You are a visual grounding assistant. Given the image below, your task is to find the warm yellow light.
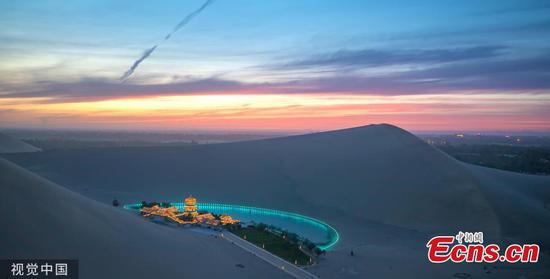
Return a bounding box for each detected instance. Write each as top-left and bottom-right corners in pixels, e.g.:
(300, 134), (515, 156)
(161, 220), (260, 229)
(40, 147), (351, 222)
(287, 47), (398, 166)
(1, 92), (550, 131)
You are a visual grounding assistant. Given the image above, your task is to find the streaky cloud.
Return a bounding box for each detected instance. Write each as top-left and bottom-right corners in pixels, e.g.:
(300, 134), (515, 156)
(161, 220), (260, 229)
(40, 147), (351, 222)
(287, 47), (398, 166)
(165, 0), (215, 40)
(120, 45), (158, 82)
(275, 46), (505, 70)
(4, 52), (550, 103)
(120, 0), (215, 82)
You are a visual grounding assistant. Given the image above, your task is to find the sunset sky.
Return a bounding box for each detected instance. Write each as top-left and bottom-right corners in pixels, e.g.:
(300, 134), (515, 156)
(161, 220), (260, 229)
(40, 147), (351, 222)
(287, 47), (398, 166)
(1, 0), (549, 133)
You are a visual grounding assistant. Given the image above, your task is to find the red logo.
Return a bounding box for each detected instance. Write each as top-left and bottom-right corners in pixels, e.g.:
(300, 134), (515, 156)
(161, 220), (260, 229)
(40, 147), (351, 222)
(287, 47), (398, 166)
(427, 232), (539, 263)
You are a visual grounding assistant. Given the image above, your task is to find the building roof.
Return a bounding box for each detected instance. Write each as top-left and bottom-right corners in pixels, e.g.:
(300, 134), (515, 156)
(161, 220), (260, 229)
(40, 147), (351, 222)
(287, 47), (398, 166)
(184, 195), (197, 205)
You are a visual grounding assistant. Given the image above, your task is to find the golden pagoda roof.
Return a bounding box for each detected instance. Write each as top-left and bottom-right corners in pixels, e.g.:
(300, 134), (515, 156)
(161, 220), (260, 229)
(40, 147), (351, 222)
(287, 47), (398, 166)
(184, 195), (197, 205)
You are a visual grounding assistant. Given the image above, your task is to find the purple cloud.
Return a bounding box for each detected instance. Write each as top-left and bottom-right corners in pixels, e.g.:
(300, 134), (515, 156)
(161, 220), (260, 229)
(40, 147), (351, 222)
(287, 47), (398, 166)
(1, 51), (549, 103)
(274, 46), (506, 69)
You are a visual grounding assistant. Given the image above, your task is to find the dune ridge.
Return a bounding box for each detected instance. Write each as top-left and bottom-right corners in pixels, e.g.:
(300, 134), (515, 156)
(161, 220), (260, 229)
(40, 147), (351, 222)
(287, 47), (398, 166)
(0, 132), (40, 153)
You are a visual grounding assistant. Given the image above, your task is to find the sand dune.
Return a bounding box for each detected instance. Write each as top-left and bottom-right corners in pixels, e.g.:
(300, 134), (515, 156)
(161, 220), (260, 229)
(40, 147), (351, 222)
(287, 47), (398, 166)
(3, 124), (549, 278)
(0, 158), (290, 279)
(0, 132), (40, 153)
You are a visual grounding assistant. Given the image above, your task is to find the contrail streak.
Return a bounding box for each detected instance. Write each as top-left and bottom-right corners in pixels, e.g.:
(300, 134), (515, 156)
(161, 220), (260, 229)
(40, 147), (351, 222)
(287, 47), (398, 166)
(120, 45), (158, 81)
(120, 0), (215, 82)
(165, 0), (215, 40)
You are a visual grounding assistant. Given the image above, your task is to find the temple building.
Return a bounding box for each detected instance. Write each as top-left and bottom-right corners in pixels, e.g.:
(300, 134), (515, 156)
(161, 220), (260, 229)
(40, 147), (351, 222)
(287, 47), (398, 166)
(183, 195), (198, 217)
(140, 195), (239, 226)
(219, 214), (238, 225)
(196, 213), (219, 226)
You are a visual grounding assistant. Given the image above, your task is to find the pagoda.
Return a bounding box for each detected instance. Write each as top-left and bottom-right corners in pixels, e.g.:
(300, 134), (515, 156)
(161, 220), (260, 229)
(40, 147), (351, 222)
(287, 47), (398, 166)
(183, 195), (198, 217)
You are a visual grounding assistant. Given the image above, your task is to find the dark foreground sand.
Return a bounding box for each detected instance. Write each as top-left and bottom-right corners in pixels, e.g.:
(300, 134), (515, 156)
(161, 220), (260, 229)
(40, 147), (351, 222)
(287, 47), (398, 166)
(0, 158), (291, 279)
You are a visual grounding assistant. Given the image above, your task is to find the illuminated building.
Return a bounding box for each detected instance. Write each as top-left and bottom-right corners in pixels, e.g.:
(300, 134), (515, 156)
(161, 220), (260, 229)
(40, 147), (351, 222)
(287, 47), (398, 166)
(139, 195), (239, 227)
(184, 195), (198, 217)
(141, 205), (195, 224)
(196, 213), (219, 226)
(219, 214), (239, 225)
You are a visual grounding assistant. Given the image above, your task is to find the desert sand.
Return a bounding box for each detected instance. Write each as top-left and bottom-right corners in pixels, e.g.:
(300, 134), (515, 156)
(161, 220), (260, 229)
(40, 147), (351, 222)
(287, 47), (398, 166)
(2, 124), (549, 278)
(0, 158), (291, 278)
